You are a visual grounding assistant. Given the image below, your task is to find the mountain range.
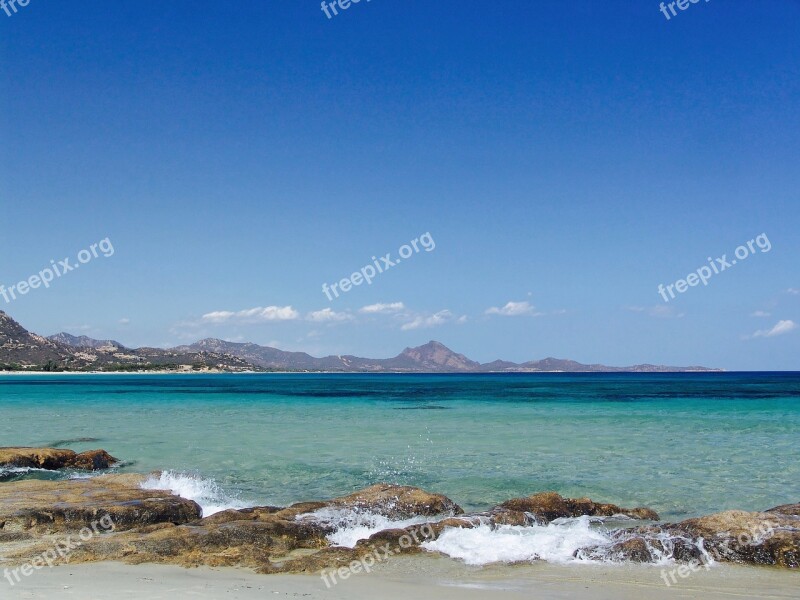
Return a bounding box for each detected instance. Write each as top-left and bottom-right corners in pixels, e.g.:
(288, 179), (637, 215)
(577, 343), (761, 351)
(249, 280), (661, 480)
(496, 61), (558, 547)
(0, 310), (719, 373)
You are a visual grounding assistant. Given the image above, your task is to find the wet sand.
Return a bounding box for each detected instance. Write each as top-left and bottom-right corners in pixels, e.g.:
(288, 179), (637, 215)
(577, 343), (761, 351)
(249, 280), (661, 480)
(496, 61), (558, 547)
(2, 557), (798, 600)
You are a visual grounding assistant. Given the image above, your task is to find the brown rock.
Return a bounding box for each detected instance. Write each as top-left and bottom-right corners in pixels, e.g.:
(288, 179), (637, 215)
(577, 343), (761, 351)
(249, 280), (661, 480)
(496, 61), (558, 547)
(498, 492), (659, 523)
(602, 537), (654, 563)
(0, 447), (118, 470)
(356, 522), (439, 552)
(199, 506), (282, 526)
(68, 450), (118, 470)
(6, 474), (795, 575)
(0, 447), (76, 469)
(767, 503), (800, 517)
(62, 505), (334, 571)
(670, 510), (799, 568)
(486, 508), (538, 526)
(0, 474), (201, 534)
(427, 516), (476, 536)
(328, 484), (463, 519)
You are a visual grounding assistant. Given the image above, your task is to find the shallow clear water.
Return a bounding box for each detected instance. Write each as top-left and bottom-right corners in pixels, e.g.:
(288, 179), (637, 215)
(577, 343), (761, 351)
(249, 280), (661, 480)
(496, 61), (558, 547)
(1, 373), (798, 522)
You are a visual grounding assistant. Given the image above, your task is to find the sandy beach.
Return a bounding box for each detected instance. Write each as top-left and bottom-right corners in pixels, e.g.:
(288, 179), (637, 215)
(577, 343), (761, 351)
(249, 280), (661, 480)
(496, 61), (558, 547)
(3, 558), (798, 600)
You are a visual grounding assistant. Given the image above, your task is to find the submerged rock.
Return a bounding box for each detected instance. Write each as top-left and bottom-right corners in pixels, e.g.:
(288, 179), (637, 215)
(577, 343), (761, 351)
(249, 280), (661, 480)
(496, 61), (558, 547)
(497, 491), (659, 523)
(767, 503), (800, 517)
(669, 510), (800, 568)
(599, 537), (654, 563)
(577, 528), (704, 564)
(0, 447), (118, 470)
(591, 508), (800, 568)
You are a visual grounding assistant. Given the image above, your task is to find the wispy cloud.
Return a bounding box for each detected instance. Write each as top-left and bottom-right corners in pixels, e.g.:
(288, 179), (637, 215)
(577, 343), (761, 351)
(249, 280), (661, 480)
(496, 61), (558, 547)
(788, 288), (800, 296)
(750, 310), (771, 318)
(359, 302), (406, 314)
(62, 324), (93, 332)
(201, 306), (300, 324)
(306, 308), (353, 322)
(401, 309), (466, 331)
(118, 317), (131, 325)
(747, 319), (797, 339)
(626, 305), (685, 319)
(485, 301), (542, 317)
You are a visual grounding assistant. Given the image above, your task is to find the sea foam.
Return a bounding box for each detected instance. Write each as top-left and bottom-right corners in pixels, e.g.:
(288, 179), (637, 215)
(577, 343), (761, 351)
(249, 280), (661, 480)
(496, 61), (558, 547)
(303, 507), (449, 548)
(140, 471), (248, 517)
(422, 517), (610, 565)
(422, 517), (700, 566)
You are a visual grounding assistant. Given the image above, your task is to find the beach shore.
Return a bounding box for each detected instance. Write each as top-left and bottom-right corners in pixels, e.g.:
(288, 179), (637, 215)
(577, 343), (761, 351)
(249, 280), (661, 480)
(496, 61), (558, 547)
(3, 558), (798, 600)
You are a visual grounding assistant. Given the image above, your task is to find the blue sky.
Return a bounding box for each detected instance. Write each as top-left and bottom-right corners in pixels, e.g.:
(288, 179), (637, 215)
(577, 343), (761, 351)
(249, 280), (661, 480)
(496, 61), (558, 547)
(1, 0), (798, 370)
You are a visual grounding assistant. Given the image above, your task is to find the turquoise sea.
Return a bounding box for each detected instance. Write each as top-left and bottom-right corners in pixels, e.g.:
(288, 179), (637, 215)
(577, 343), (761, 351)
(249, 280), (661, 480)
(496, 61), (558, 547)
(1, 372), (798, 524)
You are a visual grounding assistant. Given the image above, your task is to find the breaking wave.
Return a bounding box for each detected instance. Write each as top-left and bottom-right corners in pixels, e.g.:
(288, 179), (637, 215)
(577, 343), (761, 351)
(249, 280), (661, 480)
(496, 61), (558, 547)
(140, 471), (249, 517)
(422, 517), (708, 566)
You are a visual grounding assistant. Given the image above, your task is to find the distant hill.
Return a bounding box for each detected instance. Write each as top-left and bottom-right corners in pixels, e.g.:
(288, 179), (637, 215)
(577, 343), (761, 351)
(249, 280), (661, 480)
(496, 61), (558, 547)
(175, 339), (483, 372)
(49, 333), (126, 351)
(0, 311), (80, 370)
(0, 311), (720, 373)
(177, 338), (718, 373)
(0, 312), (253, 372)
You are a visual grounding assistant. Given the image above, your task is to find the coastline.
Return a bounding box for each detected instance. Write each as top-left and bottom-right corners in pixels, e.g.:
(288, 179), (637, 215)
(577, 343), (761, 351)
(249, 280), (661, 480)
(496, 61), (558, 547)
(3, 559), (798, 600)
(0, 369), (738, 375)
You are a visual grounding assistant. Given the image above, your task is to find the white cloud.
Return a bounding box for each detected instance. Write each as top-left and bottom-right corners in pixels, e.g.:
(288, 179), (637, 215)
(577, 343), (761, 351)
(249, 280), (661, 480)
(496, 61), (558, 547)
(119, 317), (131, 325)
(788, 288), (800, 295)
(750, 310), (771, 318)
(201, 306), (300, 324)
(401, 309), (464, 331)
(359, 302), (406, 314)
(485, 301), (542, 317)
(401, 311), (449, 331)
(306, 308), (353, 322)
(749, 320), (797, 339)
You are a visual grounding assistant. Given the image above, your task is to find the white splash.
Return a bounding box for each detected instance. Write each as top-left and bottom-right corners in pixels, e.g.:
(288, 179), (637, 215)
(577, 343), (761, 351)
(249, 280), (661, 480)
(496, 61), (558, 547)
(422, 517), (616, 566)
(140, 471), (248, 517)
(303, 507), (449, 548)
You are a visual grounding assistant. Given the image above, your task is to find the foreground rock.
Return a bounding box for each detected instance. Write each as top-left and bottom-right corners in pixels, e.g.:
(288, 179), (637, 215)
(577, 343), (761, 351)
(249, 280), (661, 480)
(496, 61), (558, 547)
(0, 480), (461, 573)
(496, 491), (659, 524)
(1, 476), (797, 573)
(0, 447), (117, 470)
(0, 474), (201, 534)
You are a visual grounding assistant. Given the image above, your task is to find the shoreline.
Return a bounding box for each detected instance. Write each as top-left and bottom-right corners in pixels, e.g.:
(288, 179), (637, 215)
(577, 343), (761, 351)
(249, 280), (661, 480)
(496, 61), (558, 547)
(2, 559), (798, 599)
(1, 469), (797, 580)
(0, 369), (755, 376)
